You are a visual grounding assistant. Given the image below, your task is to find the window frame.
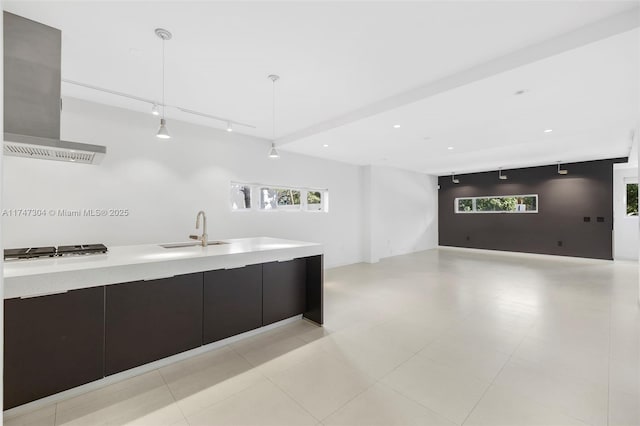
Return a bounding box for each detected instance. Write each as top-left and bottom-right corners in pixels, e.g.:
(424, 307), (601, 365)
(230, 181), (329, 213)
(454, 194), (539, 214)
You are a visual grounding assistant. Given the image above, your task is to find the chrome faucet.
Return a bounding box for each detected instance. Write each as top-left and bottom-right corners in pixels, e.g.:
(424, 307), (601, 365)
(189, 211), (208, 247)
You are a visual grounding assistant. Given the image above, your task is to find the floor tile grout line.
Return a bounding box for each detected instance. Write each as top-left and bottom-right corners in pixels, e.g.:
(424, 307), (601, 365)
(459, 324), (531, 425)
(230, 343), (323, 423)
(157, 367), (190, 425)
(166, 344), (271, 422)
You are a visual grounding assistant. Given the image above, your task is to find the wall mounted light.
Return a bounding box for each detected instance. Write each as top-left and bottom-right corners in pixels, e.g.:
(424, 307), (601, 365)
(267, 74), (281, 158)
(557, 162), (568, 175)
(451, 172), (460, 184)
(155, 28), (172, 139)
(499, 168), (508, 180)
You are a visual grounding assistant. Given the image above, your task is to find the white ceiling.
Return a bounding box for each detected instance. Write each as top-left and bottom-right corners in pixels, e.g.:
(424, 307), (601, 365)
(4, 1), (640, 174)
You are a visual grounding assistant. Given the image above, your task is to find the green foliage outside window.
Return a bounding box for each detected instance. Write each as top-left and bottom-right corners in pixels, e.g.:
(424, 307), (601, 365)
(627, 183), (638, 216)
(307, 191), (322, 204)
(276, 189), (300, 206)
(457, 195), (537, 213)
(458, 199), (473, 211)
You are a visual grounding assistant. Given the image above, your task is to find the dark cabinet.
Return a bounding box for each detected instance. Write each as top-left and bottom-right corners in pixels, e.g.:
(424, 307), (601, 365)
(203, 265), (263, 344)
(4, 287), (105, 409)
(262, 259), (307, 325)
(105, 273), (203, 375)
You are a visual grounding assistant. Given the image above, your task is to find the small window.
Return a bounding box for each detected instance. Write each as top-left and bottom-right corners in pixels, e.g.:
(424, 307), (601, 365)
(260, 187), (301, 210)
(626, 183), (638, 216)
(306, 191), (323, 211)
(457, 198), (473, 212)
(230, 183), (252, 210)
(455, 194), (538, 213)
(231, 182), (328, 212)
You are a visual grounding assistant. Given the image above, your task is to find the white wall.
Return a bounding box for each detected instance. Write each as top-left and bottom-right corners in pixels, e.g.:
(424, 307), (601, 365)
(2, 98), (440, 270)
(362, 165), (438, 263)
(2, 98), (365, 269)
(613, 164), (639, 260)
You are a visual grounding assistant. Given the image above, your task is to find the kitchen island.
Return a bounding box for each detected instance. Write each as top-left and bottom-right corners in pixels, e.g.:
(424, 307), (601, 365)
(3, 237), (323, 410)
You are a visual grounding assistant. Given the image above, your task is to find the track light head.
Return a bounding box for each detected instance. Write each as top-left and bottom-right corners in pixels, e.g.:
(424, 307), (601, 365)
(557, 162), (568, 175)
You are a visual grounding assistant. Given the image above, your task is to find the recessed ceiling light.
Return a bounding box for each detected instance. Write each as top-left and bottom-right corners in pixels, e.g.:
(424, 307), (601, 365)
(323, 144), (329, 147)
(393, 124), (401, 129)
(544, 129), (553, 133)
(447, 146), (454, 150)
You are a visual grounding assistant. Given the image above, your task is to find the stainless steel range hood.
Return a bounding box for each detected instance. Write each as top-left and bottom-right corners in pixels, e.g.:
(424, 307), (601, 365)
(3, 12), (106, 164)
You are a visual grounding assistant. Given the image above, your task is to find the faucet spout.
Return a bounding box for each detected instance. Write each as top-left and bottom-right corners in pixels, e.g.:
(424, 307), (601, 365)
(193, 211), (208, 247)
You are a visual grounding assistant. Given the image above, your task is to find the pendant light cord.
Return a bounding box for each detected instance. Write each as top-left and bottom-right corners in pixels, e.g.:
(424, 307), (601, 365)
(162, 38), (166, 119)
(272, 78), (276, 141)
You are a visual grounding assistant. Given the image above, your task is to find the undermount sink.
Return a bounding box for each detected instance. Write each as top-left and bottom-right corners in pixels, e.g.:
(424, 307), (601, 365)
(160, 241), (228, 249)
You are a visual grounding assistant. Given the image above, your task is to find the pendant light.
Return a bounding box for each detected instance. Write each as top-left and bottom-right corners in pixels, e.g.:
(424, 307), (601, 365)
(267, 74), (280, 158)
(155, 28), (172, 139)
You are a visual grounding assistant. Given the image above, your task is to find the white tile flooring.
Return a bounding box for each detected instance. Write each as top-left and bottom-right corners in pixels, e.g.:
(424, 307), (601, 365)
(4, 248), (640, 426)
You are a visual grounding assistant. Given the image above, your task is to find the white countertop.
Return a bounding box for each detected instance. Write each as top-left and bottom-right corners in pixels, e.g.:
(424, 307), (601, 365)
(3, 237), (323, 299)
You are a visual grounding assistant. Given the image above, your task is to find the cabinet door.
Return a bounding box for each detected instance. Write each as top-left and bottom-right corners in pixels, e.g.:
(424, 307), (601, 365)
(105, 273), (203, 375)
(203, 265), (262, 344)
(4, 287), (105, 409)
(262, 259), (306, 325)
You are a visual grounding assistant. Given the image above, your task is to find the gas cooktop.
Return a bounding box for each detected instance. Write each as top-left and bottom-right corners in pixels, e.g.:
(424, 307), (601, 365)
(4, 244), (108, 260)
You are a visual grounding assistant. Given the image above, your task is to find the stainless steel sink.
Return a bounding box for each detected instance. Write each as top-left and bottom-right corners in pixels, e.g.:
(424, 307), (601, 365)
(160, 241), (228, 249)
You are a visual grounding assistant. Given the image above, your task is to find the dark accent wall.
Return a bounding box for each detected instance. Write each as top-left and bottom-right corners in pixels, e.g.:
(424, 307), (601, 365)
(438, 158), (626, 260)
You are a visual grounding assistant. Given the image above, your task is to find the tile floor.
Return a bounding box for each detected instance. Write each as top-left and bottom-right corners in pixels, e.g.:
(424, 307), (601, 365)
(4, 248), (640, 426)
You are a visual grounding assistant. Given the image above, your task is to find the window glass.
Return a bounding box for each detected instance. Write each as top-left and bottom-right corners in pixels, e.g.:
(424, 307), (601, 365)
(455, 195), (538, 213)
(306, 191), (323, 211)
(260, 188), (301, 210)
(457, 198), (473, 212)
(230, 183), (251, 210)
(627, 183), (638, 216)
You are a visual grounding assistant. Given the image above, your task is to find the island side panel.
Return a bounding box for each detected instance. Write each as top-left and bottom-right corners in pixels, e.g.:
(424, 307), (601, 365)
(304, 255), (323, 325)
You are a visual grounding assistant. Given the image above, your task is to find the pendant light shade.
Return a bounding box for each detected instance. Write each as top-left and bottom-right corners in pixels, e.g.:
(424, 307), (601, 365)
(155, 28), (172, 139)
(157, 118), (171, 139)
(268, 142), (280, 159)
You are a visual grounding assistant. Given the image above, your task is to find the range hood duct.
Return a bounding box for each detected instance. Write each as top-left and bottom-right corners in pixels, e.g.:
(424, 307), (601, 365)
(3, 12), (106, 164)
